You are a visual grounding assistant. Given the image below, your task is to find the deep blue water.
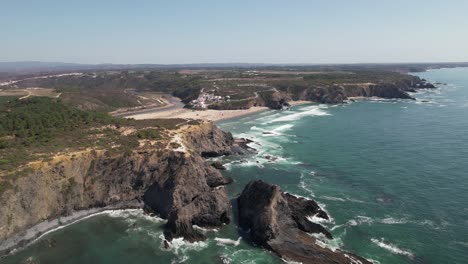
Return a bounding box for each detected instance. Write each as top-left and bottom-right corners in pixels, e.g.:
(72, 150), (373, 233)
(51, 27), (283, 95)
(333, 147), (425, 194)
(2, 68), (467, 264)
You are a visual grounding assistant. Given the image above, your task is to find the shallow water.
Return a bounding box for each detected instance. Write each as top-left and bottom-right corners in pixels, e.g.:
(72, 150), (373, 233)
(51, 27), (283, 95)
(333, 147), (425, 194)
(2, 68), (468, 264)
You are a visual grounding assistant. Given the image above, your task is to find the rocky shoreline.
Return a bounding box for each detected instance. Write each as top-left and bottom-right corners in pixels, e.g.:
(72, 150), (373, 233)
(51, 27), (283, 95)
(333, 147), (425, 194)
(0, 120), (375, 262)
(262, 77), (436, 109)
(0, 122), (245, 255)
(238, 180), (372, 264)
(0, 200), (143, 257)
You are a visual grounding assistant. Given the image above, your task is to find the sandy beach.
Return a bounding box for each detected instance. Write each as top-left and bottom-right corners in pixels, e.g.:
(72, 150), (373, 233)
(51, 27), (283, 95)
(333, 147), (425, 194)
(124, 100), (311, 121)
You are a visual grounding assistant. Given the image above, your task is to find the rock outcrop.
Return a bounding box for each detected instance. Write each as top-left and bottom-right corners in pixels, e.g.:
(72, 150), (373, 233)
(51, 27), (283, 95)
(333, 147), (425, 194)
(0, 121), (241, 254)
(237, 180), (371, 264)
(263, 76), (435, 106)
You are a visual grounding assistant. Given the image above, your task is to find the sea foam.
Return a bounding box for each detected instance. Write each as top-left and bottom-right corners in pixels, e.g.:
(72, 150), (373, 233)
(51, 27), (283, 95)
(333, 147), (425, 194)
(371, 238), (414, 258)
(264, 105), (330, 124)
(214, 237), (242, 247)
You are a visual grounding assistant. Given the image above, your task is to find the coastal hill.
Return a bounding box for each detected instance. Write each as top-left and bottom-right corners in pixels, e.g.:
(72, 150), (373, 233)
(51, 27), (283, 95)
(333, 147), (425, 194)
(0, 97), (374, 263)
(0, 97), (243, 253)
(0, 64), (440, 262)
(1, 65), (437, 113)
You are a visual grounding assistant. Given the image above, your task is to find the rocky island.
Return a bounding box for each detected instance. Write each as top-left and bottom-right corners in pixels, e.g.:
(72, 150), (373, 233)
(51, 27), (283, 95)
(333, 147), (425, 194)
(238, 180), (372, 264)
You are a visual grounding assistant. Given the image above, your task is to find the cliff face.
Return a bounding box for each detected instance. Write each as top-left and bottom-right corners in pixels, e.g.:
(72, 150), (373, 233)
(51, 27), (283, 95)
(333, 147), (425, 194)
(0, 121), (239, 253)
(238, 180), (372, 264)
(273, 76), (435, 105)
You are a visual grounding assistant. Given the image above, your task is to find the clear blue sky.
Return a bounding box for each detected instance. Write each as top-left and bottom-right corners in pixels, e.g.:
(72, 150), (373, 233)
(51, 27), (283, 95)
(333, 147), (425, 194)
(2, 0), (468, 64)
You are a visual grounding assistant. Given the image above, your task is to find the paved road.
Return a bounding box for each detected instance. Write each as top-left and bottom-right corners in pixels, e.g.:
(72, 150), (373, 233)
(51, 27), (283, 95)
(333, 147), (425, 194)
(113, 96), (185, 118)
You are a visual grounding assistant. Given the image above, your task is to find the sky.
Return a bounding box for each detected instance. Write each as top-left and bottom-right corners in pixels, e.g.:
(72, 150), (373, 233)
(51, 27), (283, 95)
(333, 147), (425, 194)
(2, 0), (468, 64)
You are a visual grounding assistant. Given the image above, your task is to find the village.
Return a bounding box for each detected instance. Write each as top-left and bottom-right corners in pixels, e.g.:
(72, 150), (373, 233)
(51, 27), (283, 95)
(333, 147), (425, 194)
(189, 88), (230, 109)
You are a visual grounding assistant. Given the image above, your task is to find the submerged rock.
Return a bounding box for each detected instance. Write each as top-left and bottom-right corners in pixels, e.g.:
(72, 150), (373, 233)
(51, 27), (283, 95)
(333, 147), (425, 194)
(211, 161), (227, 170)
(237, 180), (371, 264)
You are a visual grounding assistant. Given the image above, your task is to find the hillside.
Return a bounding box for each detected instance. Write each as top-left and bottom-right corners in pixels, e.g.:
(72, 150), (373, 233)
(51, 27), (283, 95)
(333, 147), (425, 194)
(0, 97), (199, 182)
(0, 97), (371, 263)
(4, 66), (436, 112)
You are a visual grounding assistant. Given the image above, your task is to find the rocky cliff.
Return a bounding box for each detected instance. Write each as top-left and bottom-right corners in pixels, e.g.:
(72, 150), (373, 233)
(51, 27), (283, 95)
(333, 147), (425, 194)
(238, 180), (372, 264)
(269, 76), (435, 105)
(0, 121), (243, 254)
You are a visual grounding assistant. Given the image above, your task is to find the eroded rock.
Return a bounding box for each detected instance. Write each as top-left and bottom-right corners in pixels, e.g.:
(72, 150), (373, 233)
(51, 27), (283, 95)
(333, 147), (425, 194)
(237, 180), (371, 264)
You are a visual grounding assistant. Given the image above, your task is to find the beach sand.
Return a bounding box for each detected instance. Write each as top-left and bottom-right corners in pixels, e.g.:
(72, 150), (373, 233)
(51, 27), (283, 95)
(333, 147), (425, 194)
(124, 100), (310, 121)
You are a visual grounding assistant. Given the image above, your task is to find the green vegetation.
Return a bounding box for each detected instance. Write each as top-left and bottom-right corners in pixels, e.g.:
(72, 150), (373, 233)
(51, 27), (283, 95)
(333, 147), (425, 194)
(301, 70), (415, 85)
(0, 96), (20, 112)
(10, 66), (420, 111)
(0, 97), (203, 196)
(0, 97), (117, 146)
(14, 72), (204, 111)
(136, 129), (161, 140)
(0, 97), (194, 172)
(0, 97), (120, 170)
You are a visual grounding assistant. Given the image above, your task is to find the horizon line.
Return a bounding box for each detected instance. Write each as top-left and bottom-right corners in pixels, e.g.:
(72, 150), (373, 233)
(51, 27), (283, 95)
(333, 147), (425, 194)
(2, 61), (468, 66)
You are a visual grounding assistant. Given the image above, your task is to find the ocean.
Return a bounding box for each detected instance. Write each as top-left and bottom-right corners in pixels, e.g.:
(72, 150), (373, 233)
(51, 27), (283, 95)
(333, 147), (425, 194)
(2, 67), (468, 264)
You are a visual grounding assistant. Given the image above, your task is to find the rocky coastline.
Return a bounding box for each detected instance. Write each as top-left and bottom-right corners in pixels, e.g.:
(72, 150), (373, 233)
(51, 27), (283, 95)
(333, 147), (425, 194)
(263, 77), (436, 108)
(238, 180), (372, 264)
(0, 122), (247, 256)
(0, 121), (373, 262)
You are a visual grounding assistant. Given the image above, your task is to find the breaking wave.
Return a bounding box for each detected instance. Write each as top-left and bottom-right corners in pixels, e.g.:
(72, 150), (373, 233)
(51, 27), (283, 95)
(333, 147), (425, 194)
(371, 238), (414, 258)
(214, 237), (242, 247)
(264, 105), (330, 123)
(298, 172), (316, 197)
(159, 234), (209, 264)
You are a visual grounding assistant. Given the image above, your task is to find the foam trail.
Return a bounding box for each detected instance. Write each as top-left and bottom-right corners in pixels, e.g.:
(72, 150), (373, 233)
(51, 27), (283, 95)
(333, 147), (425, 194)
(161, 234), (209, 264)
(273, 124), (295, 132)
(307, 214), (330, 224)
(371, 238), (414, 258)
(298, 172), (315, 197)
(321, 196), (346, 202)
(265, 105), (330, 123)
(379, 217), (408, 225)
(214, 237), (242, 247)
(34, 209), (159, 242)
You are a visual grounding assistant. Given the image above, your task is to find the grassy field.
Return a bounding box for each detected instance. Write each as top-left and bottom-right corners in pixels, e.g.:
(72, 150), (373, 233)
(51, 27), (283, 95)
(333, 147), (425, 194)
(0, 88), (60, 99)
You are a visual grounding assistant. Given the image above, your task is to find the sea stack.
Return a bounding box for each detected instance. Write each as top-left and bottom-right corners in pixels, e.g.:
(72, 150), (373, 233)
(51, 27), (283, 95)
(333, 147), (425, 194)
(237, 180), (372, 264)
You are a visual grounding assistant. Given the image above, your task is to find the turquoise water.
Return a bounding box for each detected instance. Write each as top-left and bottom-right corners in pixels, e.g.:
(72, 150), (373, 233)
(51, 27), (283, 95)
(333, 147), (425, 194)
(2, 68), (468, 263)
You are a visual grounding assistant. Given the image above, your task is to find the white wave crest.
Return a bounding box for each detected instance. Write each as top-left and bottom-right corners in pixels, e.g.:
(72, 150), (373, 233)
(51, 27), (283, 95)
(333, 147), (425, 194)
(321, 196), (346, 202)
(330, 224), (344, 231)
(379, 217), (408, 225)
(356, 215), (373, 224)
(346, 216), (373, 226)
(307, 214), (330, 224)
(298, 173), (315, 197)
(106, 209), (165, 223)
(265, 105), (330, 123)
(344, 253), (366, 264)
(193, 225), (218, 233)
(214, 237), (242, 247)
(273, 124), (295, 131)
(371, 238), (414, 258)
(281, 258), (302, 264)
(161, 234), (209, 263)
(311, 232), (342, 252)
